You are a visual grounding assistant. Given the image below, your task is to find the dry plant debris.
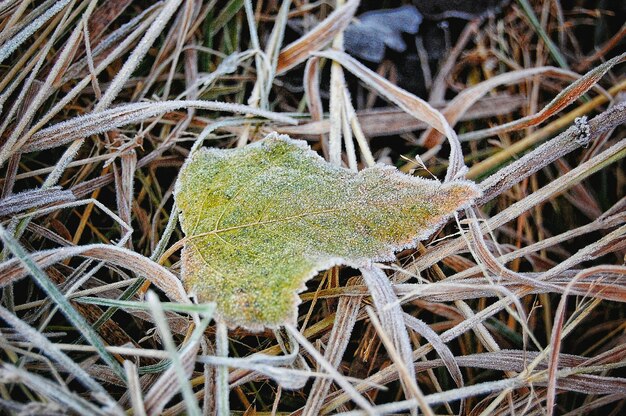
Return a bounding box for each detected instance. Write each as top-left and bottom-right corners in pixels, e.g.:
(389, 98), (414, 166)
(0, 0), (625, 415)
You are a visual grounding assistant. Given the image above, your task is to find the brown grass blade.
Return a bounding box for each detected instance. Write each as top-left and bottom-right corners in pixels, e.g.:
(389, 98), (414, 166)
(472, 100), (626, 191)
(546, 280), (572, 415)
(276, 0), (358, 74)
(460, 51), (626, 142)
(316, 50), (465, 181)
(276, 95), (525, 138)
(304, 56), (324, 123)
(114, 150), (136, 249)
(303, 56), (328, 158)
(420, 66), (591, 148)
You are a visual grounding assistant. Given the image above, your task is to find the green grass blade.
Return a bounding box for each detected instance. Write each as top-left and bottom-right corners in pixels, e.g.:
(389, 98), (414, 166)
(146, 291), (202, 416)
(0, 225), (126, 382)
(516, 0), (569, 69)
(77, 296), (215, 315)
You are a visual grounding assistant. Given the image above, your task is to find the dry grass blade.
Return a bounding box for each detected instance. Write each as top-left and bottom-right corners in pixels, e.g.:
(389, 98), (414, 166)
(327, 346), (626, 413)
(338, 369), (622, 415)
(123, 360), (146, 416)
(0, 0), (72, 65)
(300, 278), (363, 416)
(286, 324), (376, 414)
(545, 266), (606, 416)
(303, 55), (327, 158)
(21, 100), (296, 154)
(245, 0), (291, 110)
(464, 208), (558, 292)
(361, 266), (423, 412)
(0, 364), (113, 416)
(278, 96), (525, 139)
(410, 136), (626, 279)
(0, 303), (115, 406)
(316, 50), (466, 181)
(324, 262), (606, 412)
(276, 0), (358, 74)
(403, 313), (464, 389)
(365, 306), (434, 416)
(460, 51), (626, 141)
(476, 101), (626, 201)
(215, 322), (229, 416)
(263, 0), (291, 78)
(420, 66), (595, 148)
(446, 208), (624, 281)
(0, 187), (75, 217)
(561, 394), (626, 416)
(315, 51), (455, 139)
(0, 244), (189, 303)
(304, 57), (324, 124)
(328, 54), (346, 166)
(542, 225), (626, 283)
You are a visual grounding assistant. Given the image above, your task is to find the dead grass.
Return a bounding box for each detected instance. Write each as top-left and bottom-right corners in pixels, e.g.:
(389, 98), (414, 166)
(0, 0), (625, 415)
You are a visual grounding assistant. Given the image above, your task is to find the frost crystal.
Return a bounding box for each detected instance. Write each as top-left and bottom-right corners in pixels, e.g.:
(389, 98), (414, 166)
(175, 133), (480, 330)
(574, 116), (591, 147)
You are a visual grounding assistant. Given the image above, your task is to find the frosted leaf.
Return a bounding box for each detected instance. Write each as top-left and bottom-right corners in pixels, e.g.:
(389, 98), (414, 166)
(175, 133), (479, 330)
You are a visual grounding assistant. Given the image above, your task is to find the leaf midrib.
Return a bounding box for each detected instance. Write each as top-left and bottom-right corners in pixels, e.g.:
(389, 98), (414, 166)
(187, 206), (344, 242)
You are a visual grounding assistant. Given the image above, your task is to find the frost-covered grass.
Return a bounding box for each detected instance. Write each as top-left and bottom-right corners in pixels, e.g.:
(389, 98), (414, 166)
(0, 1), (625, 415)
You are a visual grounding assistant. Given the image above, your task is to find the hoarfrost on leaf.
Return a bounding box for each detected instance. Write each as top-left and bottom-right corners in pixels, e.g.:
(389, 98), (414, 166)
(174, 133), (479, 330)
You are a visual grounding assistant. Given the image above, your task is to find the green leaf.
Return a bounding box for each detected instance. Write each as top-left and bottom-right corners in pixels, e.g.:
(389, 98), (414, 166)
(175, 134), (479, 330)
